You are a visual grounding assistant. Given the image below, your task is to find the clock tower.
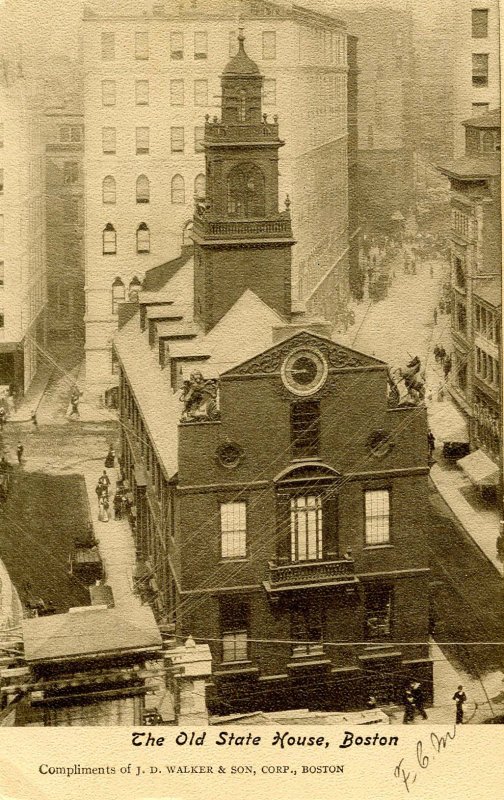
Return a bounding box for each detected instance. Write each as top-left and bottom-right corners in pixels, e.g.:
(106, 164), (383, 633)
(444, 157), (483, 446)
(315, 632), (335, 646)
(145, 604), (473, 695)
(192, 32), (295, 332)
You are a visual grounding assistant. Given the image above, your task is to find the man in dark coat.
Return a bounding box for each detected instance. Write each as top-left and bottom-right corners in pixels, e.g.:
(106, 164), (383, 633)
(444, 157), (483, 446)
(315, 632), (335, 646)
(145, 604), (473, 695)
(453, 685), (466, 724)
(403, 689), (416, 724)
(411, 680), (428, 719)
(16, 442), (24, 465)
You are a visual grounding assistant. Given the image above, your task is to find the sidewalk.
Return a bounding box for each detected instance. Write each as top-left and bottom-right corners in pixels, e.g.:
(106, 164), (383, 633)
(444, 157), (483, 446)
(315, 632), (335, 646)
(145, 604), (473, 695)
(7, 362), (55, 423)
(81, 461), (142, 611)
(385, 640), (504, 724)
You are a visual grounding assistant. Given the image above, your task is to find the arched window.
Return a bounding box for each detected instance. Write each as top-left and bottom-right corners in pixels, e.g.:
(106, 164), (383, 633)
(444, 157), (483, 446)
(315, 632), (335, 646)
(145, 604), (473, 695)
(171, 174), (185, 204)
(112, 277), (125, 313)
(482, 131), (495, 152)
(136, 174), (150, 203)
(102, 176), (116, 204)
(103, 223), (117, 255)
(194, 173), (206, 199)
(129, 276), (142, 301)
(227, 162), (265, 217)
(136, 222), (150, 253)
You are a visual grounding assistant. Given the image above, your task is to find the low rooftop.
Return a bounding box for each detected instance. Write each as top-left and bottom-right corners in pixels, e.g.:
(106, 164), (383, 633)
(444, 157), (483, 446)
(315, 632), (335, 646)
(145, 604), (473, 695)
(22, 605), (162, 663)
(462, 108), (501, 129)
(437, 154), (500, 180)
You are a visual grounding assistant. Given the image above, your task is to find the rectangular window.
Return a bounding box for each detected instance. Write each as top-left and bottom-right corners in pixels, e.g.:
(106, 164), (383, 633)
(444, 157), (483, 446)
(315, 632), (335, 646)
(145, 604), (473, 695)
(70, 126), (82, 142)
(291, 400), (320, 458)
(194, 31), (208, 59)
(472, 9), (489, 38)
(171, 126), (184, 152)
(102, 127), (116, 154)
(101, 31), (115, 60)
(194, 79), (208, 106)
(290, 495), (322, 561)
(135, 79), (149, 106)
(220, 502), (247, 559)
(102, 80), (116, 106)
(136, 127), (149, 154)
(472, 53), (489, 86)
(263, 78), (276, 106)
(170, 32), (184, 60)
(262, 31), (276, 60)
(0, 260), (4, 286)
(194, 126), (205, 153)
(291, 606), (324, 657)
(222, 631), (248, 663)
(221, 600), (249, 663)
(472, 102), (489, 115)
(365, 489), (390, 545)
(0, 314), (4, 329)
(63, 162), (78, 185)
(365, 586), (392, 639)
(170, 79), (184, 106)
(0, 168), (3, 195)
(135, 31), (149, 60)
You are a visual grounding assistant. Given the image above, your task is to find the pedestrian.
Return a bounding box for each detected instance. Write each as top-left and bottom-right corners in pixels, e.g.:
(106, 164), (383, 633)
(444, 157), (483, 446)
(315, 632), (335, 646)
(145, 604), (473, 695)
(69, 397), (80, 419)
(439, 299), (445, 314)
(16, 442), (24, 465)
(113, 491), (123, 520)
(105, 445), (115, 469)
(98, 495), (110, 523)
(98, 470), (111, 489)
(453, 685), (466, 724)
(403, 689), (416, 724)
(0, 407), (6, 429)
(30, 410), (38, 428)
(443, 355), (452, 379)
(427, 430), (435, 460)
(433, 308), (437, 325)
(411, 680), (428, 719)
(433, 344), (440, 362)
(438, 345), (446, 363)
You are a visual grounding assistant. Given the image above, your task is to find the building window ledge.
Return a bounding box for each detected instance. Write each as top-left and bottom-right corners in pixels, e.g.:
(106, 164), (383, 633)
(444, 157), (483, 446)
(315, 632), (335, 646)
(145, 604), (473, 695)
(214, 663), (259, 678)
(363, 544), (394, 551)
(287, 658), (332, 670)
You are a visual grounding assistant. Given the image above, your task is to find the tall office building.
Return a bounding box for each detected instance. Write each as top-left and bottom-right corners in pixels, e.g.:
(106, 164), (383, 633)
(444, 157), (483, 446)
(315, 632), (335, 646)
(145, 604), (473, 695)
(82, 0), (350, 394)
(0, 54), (47, 398)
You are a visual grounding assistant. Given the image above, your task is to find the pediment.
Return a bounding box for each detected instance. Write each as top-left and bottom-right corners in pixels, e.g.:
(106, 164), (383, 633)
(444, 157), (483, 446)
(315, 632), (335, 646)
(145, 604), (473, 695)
(222, 330), (386, 379)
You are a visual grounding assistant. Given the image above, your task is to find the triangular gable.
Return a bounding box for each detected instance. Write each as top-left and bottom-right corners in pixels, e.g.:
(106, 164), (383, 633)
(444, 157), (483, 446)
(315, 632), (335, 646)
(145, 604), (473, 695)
(222, 329), (387, 379)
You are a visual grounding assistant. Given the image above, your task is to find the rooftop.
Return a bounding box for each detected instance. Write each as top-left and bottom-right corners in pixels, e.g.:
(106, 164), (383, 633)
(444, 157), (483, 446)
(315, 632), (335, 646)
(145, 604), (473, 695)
(223, 32), (261, 76)
(437, 155), (500, 180)
(22, 605), (162, 663)
(473, 276), (502, 308)
(462, 108), (501, 129)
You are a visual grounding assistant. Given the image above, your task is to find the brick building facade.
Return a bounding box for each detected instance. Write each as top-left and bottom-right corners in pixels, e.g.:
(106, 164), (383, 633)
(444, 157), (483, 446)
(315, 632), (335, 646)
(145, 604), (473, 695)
(115, 39), (432, 714)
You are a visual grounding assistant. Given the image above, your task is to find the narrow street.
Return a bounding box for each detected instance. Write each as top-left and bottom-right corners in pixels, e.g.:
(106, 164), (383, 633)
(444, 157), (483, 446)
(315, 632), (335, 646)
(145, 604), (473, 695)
(343, 250), (504, 698)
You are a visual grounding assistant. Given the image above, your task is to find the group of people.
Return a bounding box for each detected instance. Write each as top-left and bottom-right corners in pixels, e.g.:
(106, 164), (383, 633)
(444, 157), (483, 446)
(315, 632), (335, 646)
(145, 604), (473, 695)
(433, 344), (452, 380)
(402, 681), (467, 724)
(95, 445), (134, 524)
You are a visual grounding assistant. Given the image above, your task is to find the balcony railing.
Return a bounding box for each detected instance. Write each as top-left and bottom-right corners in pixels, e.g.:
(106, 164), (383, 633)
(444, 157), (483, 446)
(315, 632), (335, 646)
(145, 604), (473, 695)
(205, 121), (279, 142)
(193, 216), (292, 240)
(264, 557), (358, 593)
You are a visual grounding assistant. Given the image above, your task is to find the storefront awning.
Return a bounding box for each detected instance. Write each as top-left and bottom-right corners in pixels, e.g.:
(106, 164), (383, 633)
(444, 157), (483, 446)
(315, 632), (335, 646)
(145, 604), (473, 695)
(428, 401), (469, 443)
(457, 449), (499, 487)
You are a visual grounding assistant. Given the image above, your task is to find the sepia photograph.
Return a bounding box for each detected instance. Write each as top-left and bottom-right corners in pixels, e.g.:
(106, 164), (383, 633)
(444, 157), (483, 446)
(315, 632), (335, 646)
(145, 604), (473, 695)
(0, 0), (503, 777)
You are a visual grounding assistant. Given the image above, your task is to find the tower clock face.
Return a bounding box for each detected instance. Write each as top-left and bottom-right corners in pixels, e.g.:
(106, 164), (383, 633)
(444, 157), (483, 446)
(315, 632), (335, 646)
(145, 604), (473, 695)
(281, 348), (328, 396)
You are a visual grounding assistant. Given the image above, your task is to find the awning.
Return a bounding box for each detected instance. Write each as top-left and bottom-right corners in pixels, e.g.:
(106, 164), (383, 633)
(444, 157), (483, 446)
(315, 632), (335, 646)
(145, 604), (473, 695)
(428, 401), (469, 443)
(457, 449), (499, 487)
